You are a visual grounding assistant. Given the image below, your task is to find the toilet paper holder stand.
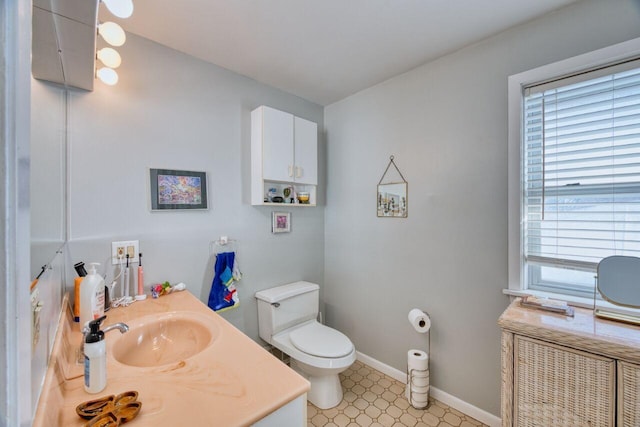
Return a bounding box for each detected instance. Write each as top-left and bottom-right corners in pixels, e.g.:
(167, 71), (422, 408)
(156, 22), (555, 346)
(407, 309), (430, 408)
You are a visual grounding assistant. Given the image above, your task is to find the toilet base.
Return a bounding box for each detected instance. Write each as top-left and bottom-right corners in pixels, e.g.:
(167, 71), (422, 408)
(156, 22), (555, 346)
(290, 359), (344, 409)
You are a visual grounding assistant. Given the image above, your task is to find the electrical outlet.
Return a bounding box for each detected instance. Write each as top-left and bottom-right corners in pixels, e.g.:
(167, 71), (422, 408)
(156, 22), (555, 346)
(111, 240), (139, 265)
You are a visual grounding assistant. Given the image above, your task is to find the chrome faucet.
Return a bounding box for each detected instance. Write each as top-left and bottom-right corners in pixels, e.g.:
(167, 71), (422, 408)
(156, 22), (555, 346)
(102, 322), (129, 334)
(78, 321), (129, 364)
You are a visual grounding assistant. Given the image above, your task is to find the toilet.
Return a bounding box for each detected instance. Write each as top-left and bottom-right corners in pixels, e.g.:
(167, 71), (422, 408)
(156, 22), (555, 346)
(255, 281), (356, 409)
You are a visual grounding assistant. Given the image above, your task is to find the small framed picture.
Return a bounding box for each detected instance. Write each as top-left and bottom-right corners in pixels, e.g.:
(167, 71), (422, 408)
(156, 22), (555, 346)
(150, 168), (208, 210)
(272, 212), (291, 233)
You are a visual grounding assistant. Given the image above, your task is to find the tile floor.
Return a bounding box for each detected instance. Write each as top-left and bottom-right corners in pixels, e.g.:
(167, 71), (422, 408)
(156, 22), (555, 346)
(306, 360), (489, 427)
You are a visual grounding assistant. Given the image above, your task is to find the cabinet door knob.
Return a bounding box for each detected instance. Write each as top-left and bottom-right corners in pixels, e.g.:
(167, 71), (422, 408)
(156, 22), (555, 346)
(288, 165), (293, 177)
(296, 166), (302, 178)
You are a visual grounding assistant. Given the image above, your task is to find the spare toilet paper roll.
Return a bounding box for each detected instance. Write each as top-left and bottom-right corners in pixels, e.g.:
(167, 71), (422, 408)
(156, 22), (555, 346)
(411, 374), (430, 387)
(407, 349), (429, 372)
(406, 388), (429, 408)
(408, 308), (431, 333)
(411, 393), (429, 408)
(406, 383), (429, 399)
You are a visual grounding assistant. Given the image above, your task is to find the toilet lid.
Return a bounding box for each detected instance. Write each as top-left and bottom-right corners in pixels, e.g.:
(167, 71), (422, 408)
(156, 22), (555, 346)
(289, 323), (353, 358)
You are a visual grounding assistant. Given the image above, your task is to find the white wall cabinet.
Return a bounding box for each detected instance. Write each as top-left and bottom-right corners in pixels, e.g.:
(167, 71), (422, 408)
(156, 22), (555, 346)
(499, 300), (640, 427)
(251, 105), (318, 206)
(261, 106), (294, 183)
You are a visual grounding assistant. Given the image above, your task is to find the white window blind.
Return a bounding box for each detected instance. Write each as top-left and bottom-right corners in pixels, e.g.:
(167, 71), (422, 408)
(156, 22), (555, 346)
(523, 60), (640, 294)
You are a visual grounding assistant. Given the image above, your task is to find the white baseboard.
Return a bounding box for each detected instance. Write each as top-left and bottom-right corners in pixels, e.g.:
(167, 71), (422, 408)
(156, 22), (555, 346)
(356, 351), (407, 382)
(356, 351), (501, 427)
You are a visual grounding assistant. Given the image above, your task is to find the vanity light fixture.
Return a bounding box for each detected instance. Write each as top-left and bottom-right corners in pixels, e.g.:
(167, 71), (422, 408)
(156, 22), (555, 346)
(96, 67), (119, 86)
(102, 0), (134, 19)
(98, 21), (126, 47)
(95, 1), (132, 86)
(96, 47), (121, 68)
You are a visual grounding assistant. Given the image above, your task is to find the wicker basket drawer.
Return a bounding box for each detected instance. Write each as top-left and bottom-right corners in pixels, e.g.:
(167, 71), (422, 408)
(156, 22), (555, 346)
(618, 361), (640, 427)
(514, 336), (615, 427)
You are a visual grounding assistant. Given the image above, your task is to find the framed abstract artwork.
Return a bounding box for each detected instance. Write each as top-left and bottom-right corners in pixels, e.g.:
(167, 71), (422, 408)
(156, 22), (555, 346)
(149, 168), (208, 210)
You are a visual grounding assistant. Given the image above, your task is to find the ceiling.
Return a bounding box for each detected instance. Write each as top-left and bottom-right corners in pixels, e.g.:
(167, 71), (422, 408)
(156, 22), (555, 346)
(113, 0), (581, 106)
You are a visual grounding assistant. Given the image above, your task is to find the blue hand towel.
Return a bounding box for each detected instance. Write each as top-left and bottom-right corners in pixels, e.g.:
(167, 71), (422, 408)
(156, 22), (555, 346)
(207, 252), (238, 311)
(220, 266), (233, 286)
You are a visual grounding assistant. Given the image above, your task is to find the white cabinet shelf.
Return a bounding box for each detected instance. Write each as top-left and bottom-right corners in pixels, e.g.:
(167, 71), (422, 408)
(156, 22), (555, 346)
(251, 106), (318, 206)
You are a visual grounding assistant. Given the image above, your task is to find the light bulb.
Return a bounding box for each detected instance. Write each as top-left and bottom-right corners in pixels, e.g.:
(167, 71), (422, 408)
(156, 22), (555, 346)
(96, 67), (119, 86)
(96, 47), (121, 68)
(98, 22), (126, 47)
(102, 0), (133, 19)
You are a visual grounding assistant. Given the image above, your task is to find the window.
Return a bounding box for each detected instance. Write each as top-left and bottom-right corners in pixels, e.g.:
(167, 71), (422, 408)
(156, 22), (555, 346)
(508, 38), (640, 300)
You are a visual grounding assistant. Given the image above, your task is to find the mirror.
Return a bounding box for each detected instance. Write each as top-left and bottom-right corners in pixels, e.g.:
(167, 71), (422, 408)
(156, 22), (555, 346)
(30, 80), (67, 278)
(30, 71), (68, 418)
(597, 256), (640, 308)
(377, 183), (408, 218)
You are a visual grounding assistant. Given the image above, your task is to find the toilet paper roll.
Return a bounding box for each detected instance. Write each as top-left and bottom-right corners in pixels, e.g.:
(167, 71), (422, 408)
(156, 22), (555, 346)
(411, 393), (429, 408)
(411, 384), (430, 394)
(407, 349), (429, 372)
(406, 384), (429, 402)
(411, 370), (429, 378)
(411, 375), (430, 387)
(408, 308), (431, 333)
(411, 389), (429, 400)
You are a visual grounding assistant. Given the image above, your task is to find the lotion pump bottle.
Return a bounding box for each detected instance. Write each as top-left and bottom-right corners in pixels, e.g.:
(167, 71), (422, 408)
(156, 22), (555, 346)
(79, 263), (105, 328)
(84, 315), (107, 393)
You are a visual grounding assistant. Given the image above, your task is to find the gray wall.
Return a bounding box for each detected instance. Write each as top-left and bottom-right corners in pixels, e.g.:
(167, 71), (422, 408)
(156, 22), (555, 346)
(323, 0), (640, 417)
(64, 34), (325, 341)
(3, 0), (32, 425)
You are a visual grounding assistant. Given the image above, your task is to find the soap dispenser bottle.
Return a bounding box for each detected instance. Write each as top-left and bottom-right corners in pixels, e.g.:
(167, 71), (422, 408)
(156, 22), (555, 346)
(79, 262), (105, 328)
(84, 315), (107, 394)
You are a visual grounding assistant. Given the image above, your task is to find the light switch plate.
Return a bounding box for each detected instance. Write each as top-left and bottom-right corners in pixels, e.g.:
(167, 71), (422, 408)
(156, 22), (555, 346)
(111, 240), (139, 265)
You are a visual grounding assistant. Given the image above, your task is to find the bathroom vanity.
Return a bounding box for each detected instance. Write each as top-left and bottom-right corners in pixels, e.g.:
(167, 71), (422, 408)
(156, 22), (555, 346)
(499, 299), (640, 427)
(33, 291), (310, 426)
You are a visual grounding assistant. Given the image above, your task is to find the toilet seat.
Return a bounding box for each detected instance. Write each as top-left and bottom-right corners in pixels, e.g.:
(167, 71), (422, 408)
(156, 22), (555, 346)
(269, 320), (356, 408)
(289, 322), (353, 358)
(271, 321), (356, 371)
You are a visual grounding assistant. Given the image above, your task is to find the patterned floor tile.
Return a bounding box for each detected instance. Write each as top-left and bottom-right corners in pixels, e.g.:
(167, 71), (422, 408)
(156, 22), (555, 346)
(306, 360), (489, 427)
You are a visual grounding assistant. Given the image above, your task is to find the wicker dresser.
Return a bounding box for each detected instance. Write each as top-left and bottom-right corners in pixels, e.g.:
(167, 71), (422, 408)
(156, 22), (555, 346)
(499, 300), (640, 427)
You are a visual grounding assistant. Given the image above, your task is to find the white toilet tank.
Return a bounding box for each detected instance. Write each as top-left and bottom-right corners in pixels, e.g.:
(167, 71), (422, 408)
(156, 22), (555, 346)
(255, 281), (319, 342)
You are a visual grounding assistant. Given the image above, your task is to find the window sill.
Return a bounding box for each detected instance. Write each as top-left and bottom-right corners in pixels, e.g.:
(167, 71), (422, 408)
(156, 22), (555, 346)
(503, 288), (640, 318)
(502, 288), (595, 309)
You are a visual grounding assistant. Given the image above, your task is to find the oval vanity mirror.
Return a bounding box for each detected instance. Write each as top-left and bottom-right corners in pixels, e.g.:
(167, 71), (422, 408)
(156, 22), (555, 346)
(597, 255), (640, 308)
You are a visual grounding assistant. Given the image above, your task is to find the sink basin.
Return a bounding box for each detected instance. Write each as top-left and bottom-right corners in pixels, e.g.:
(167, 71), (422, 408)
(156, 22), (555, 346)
(111, 312), (217, 367)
